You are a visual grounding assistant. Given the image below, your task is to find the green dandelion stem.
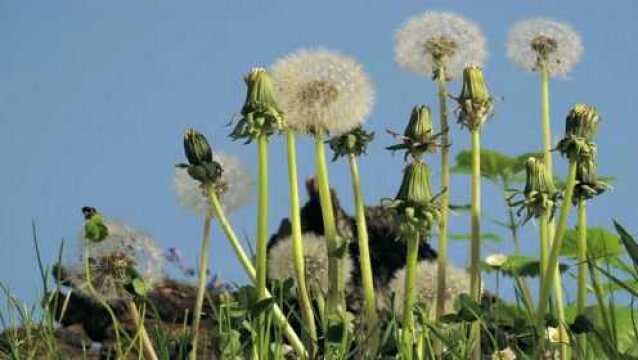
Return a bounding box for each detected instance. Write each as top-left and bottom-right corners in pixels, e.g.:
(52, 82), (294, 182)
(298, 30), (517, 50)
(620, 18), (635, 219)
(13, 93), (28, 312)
(257, 134), (269, 300)
(576, 198), (588, 352)
(206, 190), (308, 359)
(435, 63), (451, 322)
(190, 195), (214, 360)
(402, 232), (420, 358)
(128, 300), (158, 360)
(540, 63), (554, 177)
(347, 152), (379, 350)
(536, 161), (578, 335)
(313, 133), (344, 317)
(83, 247), (123, 358)
(286, 130), (318, 354)
(470, 129), (482, 360)
(539, 213), (550, 294)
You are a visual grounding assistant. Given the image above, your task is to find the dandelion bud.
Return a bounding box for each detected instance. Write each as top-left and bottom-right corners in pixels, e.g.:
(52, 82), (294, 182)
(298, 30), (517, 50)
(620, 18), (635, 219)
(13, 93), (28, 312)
(82, 207), (108, 242)
(328, 126), (375, 161)
(183, 128), (213, 166)
(231, 68), (283, 141)
(524, 157), (555, 197)
(508, 157), (559, 223)
(457, 66), (493, 130)
(573, 152), (609, 203)
(565, 103), (599, 140)
(404, 105), (433, 141)
(395, 161), (433, 204)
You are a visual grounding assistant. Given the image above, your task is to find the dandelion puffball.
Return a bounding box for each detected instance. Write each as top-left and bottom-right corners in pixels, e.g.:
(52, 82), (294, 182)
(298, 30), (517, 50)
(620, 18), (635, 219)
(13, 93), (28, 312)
(270, 48), (375, 136)
(395, 11), (487, 79)
(267, 233), (353, 294)
(174, 152), (252, 215)
(386, 260), (470, 316)
(507, 18), (583, 77)
(70, 220), (164, 301)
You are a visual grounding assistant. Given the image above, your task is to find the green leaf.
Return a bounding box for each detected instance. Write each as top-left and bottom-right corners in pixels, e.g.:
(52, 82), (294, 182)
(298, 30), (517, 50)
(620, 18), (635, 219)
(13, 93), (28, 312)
(131, 278), (149, 296)
(482, 255), (568, 278)
(249, 297), (274, 318)
(452, 149), (514, 183)
(561, 227), (623, 258)
(449, 232), (503, 243)
(614, 220), (638, 268)
(513, 152), (544, 175)
(592, 262), (638, 297)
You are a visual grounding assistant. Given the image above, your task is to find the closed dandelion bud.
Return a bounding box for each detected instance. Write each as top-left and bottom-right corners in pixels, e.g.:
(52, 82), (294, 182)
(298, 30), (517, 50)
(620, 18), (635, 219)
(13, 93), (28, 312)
(231, 68), (284, 142)
(395, 161), (433, 204)
(184, 128), (213, 166)
(328, 126), (375, 161)
(573, 152), (609, 203)
(565, 103), (599, 140)
(457, 66), (493, 131)
(404, 105), (433, 141)
(524, 157), (556, 197)
(82, 206), (108, 242)
(508, 157), (559, 223)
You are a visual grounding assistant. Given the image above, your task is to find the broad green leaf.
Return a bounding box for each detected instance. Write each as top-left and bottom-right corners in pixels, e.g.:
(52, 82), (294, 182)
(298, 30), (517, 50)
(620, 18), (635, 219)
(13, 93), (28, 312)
(249, 297), (275, 318)
(561, 227), (623, 258)
(452, 149), (515, 183)
(449, 232), (503, 243)
(481, 255), (568, 278)
(513, 152), (544, 175)
(614, 220), (638, 268)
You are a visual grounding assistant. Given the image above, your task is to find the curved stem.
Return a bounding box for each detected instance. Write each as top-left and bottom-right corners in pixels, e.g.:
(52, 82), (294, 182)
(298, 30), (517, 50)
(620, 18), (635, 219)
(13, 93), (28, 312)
(470, 129), (482, 360)
(435, 64), (451, 323)
(83, 247), (123, 358)
(536, 162), (578, 342)
(347, 153), (379, 353)
(207, 191), (308, 359)
(128, 300), (158, 360)
(190, 199), (213, 360)
(313, 134), (343, 316)
(576, 198), (588, 354)
(402, 233), (420, 359)
(286, 131), (318, 355)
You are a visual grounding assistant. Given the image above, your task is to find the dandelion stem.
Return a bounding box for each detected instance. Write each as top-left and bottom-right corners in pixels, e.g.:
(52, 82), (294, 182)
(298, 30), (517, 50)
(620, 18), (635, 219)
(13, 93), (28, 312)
(190, 194), (214, 360)
(83, 247), (123, 358)
(402, 232), (420, 359)
(470, 129), (482, 360)
(540, 64), (553, 175)
(207, 190), (308, 359)
(127, 300), (158, 360)
(347, 152), (379, 353)
(286, 130), (318, 355)
(536, 161), (577, 342)
(576, 198), (588, 354)
(539, 213), (550, 295)
(313, 134), (344, 317)
(256, 134), (271, 358)
(435, 64), (450, 323)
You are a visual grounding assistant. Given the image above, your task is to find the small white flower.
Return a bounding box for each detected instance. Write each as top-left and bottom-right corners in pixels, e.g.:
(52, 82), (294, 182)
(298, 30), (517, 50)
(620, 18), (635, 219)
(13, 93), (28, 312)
(485, 253), (508, 268)
(507, 18), (583, 77)
(270, 48), (375, 135)
(395, 11), (487, 79)
(545, 326), (569, 344)
(267, 233), (353, 295)
(492, 347), (517, 360)
(174, 152), (252, 215)
(70, 220), (164, 302)
(387, 261), (470, 316)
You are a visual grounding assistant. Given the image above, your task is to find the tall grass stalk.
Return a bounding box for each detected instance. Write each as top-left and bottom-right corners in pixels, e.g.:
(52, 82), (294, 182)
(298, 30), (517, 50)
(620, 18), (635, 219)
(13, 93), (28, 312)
(347, 152), (379, 351)
(206, 189), (308, 358)
(286, 130), (318, 355)
(127, 300), (158, 360)
(469, 129), (482, 360)
(190, 192), (214, 360)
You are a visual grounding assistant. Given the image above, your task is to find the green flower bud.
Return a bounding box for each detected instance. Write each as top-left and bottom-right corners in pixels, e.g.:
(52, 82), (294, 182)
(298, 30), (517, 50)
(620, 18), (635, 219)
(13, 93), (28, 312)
(82, 206), (108, 242)
(508, 157), (560, 223)
(457, 66), (493, 131)
(328, 126), (375, 161)
(396, 161), (433, 204)
(386, 105), (440, 160)
(231, 68), (284, 142)
(183, 128), (213, 166)
(565, 103), (599, 140)
(524, 157), (556, 197)
(573, 150), (609, 203)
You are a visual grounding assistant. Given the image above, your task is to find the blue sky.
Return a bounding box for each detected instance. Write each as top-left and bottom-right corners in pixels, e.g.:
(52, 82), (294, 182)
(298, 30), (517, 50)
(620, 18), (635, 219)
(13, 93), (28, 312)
(1, 0), (637, 309)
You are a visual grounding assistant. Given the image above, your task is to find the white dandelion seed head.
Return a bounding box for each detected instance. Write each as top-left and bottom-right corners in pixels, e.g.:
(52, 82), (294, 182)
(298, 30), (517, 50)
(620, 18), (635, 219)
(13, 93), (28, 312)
(173, 152), (252, 216)
(386, 261), (470, 317)
(267, 233), (353, 294)
(507, 18), (583, 77)
(69, 220), (165, 302)
(394, 11), (487, 79)
(270, 48), (375, 136)
(492, 347), (517, 360)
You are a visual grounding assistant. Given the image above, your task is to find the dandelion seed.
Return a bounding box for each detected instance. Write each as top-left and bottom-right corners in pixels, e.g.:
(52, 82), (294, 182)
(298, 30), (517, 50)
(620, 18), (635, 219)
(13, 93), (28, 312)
(387, 260), (470, 316)
(394, 11), (487, 79)
(69, 220), (164, 302)
(270, 49), (375, 135)
(267, 233), (353, 295)
(507, 18), (583, 77)
(174, 152), (252, 215)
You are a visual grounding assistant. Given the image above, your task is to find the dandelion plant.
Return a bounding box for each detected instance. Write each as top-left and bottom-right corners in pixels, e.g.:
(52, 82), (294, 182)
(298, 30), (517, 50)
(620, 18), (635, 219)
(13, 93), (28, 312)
(395, 11), (487, 324)
(271, 48), (374, 356)
(536, 104), (600, 352)
(230, 67), (284, 358)
(456, 65), (493, 359)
